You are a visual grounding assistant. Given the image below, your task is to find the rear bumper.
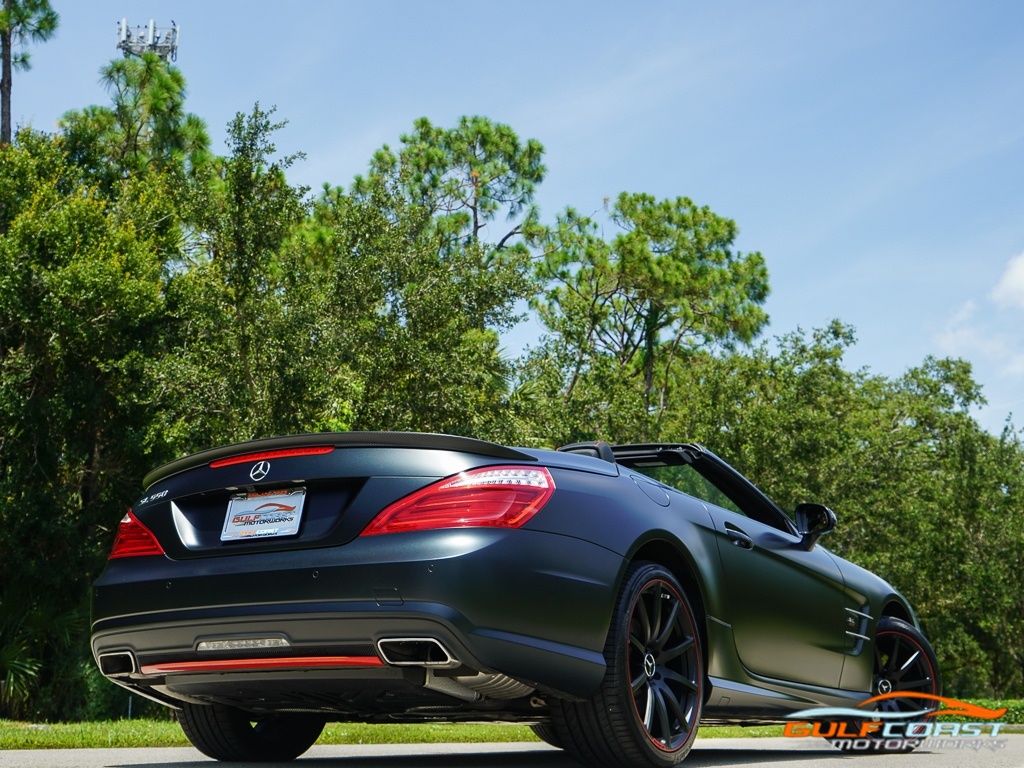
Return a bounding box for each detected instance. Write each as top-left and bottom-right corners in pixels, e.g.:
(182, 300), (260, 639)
(91, 528), (622, 704)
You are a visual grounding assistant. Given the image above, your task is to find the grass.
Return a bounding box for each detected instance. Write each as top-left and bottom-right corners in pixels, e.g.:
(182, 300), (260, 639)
(0, 719), (785, 750)
(1, 718), (189, 750)
(3, 700), (1021, 750)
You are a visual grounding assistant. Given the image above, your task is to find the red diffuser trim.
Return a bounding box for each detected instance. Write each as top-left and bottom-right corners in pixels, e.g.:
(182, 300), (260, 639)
(139, 655), (384, 675)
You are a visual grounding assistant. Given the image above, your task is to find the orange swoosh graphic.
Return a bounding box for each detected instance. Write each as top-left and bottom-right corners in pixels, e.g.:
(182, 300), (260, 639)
(859, 692), (1006, 720)
(254, 503), (297, 513)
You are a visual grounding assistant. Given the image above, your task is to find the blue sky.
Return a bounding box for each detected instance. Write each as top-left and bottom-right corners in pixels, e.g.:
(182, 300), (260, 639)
(12, 1), (1024, 433)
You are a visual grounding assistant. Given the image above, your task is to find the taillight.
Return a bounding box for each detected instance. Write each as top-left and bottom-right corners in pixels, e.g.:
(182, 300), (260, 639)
(209, 445), (334, 468)
(109, 511), (165, 559)
(361, 466), (555, 536)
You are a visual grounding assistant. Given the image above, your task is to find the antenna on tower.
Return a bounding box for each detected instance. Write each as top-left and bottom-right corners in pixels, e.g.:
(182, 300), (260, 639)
(116, 18), (179, 62)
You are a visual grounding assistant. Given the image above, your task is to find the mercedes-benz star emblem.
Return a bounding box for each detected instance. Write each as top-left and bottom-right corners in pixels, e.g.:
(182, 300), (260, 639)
(643, 653), (657, 679)
(250, 461), (270, 482)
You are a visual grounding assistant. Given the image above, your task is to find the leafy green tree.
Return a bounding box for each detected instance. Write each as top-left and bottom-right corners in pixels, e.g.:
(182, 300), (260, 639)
(60, 52), (210, 188)
(517, 332), (649, 448)
(0, 130), (170, 717)
(662, 323), (1024, 698)
(0, 0), (57, 144)
(150, 105), (310, 453)
(354, 116), (546, 265)
(277, 175), (534, 441)
(526, 193), (769, 439)
(663, 322), (869, 503)
(0, 591), (80, 719)
(151, 110), (535, 454)
(0, 597), (41, 718)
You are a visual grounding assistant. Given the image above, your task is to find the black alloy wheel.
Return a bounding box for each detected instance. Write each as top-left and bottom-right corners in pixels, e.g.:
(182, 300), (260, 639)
(872, 616), (940, 711)
(830, 616), (941, 754)
(553, 562), (704, 768)
(627, 577), (702, 752)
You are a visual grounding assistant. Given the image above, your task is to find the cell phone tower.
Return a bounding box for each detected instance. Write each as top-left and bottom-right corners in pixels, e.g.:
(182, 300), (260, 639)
(116, 18), (179, 62)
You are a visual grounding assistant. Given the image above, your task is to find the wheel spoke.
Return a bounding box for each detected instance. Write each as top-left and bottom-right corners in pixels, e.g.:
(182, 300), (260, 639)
(630, 635), (646, 654)
(662, 667), (699, 692)
(664, 682), (693, 731)
(653, 600), (680, 651)
(895, 698), (917, 713)
(898, 650), (920, 672)
(885, 636), (901, 675)
(649, 587), (663, 644)
(660, 636), (694, 663)
(895, 677), (931, 691)
(642, 685), (654, 730)
(653, 684), (671, 742)
(635, 595), (652, 645)
(632, 671), (648, 694)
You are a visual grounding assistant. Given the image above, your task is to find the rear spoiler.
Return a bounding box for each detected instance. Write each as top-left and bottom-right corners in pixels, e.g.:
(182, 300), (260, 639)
(144, 431), (536, 489)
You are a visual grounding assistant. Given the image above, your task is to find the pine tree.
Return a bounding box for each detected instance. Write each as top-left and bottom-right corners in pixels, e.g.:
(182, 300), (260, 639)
(0, 0), (58, 144)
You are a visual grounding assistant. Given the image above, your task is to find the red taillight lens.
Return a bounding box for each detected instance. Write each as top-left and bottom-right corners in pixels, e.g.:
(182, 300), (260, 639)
(361, 466), (555, 536)
(109, 511), (165, 559)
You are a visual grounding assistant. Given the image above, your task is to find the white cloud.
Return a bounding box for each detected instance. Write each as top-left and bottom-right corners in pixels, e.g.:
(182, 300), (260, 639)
(991, 251), (1024, 310)
(935, 300), (1024, 377)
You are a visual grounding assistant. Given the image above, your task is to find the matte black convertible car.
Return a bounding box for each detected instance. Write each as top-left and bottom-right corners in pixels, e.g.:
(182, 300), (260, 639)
(92, 432), (939, 767)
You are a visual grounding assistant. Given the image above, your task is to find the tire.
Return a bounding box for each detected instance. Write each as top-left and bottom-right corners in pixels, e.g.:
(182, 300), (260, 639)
(530, 723), (563, 748)
(830, 616), (941, 754)
(178, 702), (325, 762)
(552, 562), (704, 768)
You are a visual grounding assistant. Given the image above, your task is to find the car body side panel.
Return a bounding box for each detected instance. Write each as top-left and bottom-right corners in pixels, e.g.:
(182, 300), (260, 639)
(830, 554), (920, 692)
(525, 464), (766, 709)
(524, 467), (727, 626)
(706, 506), (848, 689)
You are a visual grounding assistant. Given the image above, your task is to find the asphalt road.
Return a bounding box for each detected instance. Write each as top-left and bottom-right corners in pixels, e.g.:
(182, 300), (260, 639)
(2, 737), (1023, 768)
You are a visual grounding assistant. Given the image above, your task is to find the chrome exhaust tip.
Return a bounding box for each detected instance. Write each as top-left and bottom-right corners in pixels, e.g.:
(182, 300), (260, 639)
(376, 638), (460, 668)
(98, 651), (137, 677)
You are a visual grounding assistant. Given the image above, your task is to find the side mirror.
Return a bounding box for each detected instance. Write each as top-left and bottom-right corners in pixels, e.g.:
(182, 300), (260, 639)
(794, 503), (837, 551)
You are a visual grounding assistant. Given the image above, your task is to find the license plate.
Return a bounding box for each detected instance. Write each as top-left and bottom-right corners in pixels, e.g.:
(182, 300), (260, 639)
(221, 489), (306, 542)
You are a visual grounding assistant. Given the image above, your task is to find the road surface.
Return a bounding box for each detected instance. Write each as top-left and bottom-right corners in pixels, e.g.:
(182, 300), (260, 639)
(2, 736), (1022, 768)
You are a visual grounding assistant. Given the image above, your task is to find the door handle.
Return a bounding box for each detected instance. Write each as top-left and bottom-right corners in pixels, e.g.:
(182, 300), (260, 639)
(725, 524), (753, 550)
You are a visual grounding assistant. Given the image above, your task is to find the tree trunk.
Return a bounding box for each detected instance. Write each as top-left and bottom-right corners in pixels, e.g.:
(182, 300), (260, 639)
(1, 0), (12, 145)
(642, 305), (658, 414)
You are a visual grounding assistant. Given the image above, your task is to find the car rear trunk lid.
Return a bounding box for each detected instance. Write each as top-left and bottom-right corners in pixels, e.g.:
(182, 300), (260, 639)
(132, 432), (537, 559)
